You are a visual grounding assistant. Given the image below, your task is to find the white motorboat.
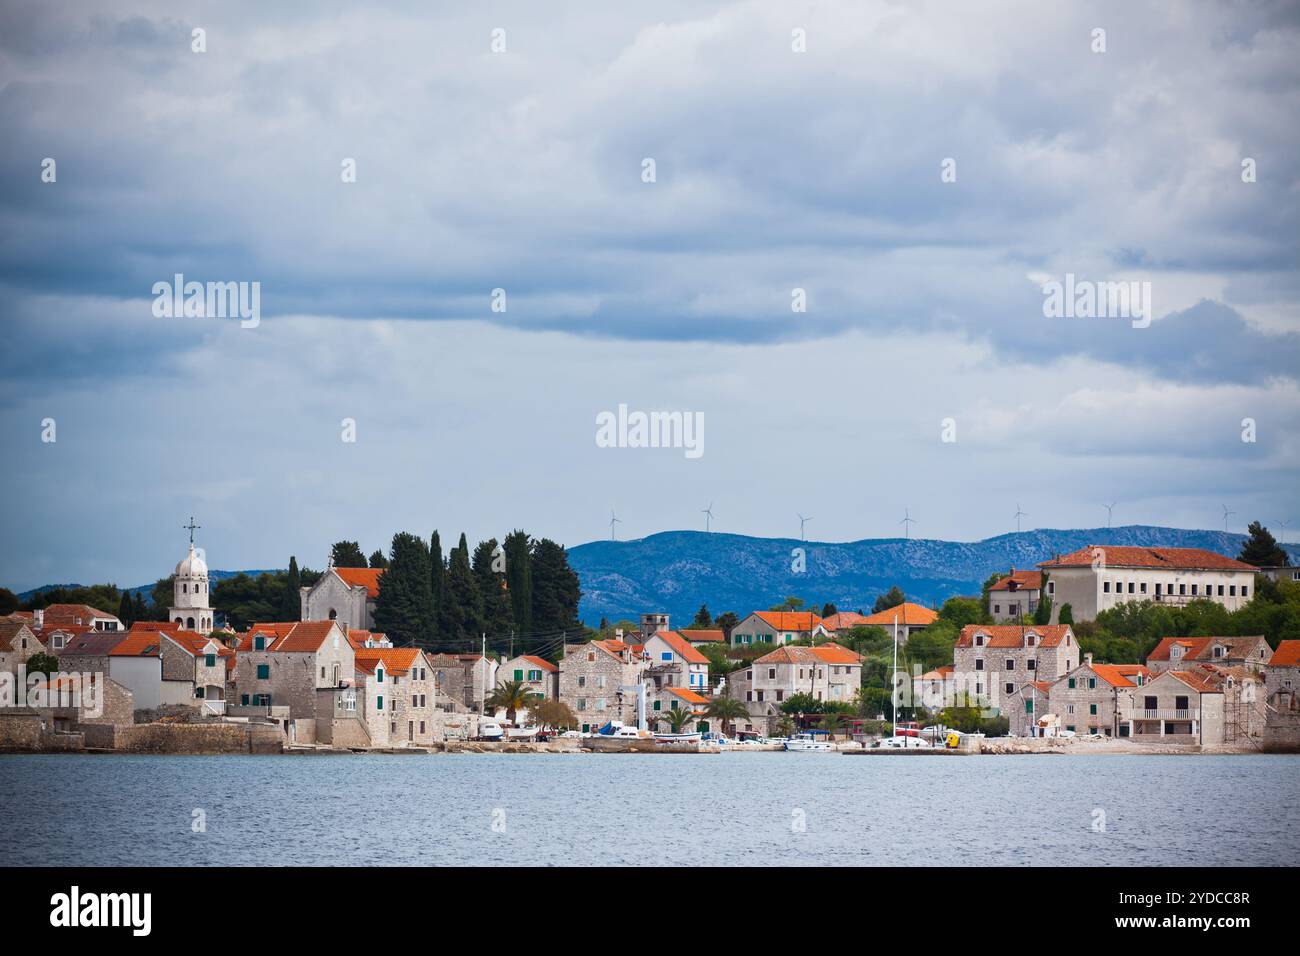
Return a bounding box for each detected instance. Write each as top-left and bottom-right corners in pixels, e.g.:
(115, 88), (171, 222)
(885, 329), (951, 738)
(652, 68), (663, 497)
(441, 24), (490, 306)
(784, 733), (835, 752)
(653, 731), (703, 743)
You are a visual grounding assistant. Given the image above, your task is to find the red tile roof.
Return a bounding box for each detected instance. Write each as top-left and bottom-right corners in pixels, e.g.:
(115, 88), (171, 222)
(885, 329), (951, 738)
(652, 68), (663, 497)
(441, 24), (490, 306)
(518, 654), (558, 673)
(682, 629), (726, 643)
(37, 604), (122, 629)
(821, 612), (871, 631)
(990, 570), (1043, 591)
(862, 602), (937, 626)
(109, 631), (164, 657)
(917, 665), (955, 680)
(271, 621), (342, 653)
(1270, 640), (1300, 667)
(1090, 664), (1151, 688)
(1146, 636), (1267, 663)
(334, 567), (384, 597)
(664, 687), (709, 704)
(754, 643), (861, 665)
(354, 647), (421, 676)
(1166, 669), (1222, 694)
(753, 611), (824, 631)
(652, 630), (709, 664)
(0, 620), (36, 649)
(957, 624), (1073, 649)
(346, 629), (389, 650)
(1038, 546), (1254, 572)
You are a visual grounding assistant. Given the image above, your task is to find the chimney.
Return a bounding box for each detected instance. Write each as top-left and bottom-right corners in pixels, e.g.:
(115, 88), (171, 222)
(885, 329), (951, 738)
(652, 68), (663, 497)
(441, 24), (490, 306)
(1084, 652), (1093, 667)
(1010, 566), (1016, 574)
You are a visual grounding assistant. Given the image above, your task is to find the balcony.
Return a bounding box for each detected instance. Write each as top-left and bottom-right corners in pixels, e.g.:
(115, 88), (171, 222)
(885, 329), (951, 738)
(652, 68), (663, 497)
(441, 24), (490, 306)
(1124, 708), (1193, 720)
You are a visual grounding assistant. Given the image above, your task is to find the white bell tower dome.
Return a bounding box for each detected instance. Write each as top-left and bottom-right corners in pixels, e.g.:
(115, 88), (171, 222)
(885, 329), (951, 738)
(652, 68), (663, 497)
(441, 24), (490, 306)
(169, 517), (214, 634)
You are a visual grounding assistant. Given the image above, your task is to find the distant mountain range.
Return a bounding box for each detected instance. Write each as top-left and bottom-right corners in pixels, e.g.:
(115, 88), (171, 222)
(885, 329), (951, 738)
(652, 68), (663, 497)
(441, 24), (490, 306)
(567, 526), (1299, 626)
(17, 570), (281, 604)
(19, 526), (1296, 629)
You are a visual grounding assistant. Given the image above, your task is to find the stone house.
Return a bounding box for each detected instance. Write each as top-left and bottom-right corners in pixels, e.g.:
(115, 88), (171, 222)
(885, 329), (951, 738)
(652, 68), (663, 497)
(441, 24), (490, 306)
(32, 604), (123, 632)
(648, 686), (710, 734)
(53, 631), (125, 683)
(726, 643), (861, 734)
(162, 631), (234, 713)
(354, 647), (439, 747)
(1038, 546), (1257, 623)
(232, 620), (354, 717)
(1007, 656), (1152, 737)
(498, 654), (559, 700)
(108, 630), (194, 711)
(987, 569), (1043, 622)
(953, 624), (1077, 713)
(559, 639), (650, 732)
(427, 653), (497, 711)
(729, 611), (828, 648)
(1115, 665), (1266, 745)
(1265, 640), (1300, 714)
(0, 620), (43, 674)
(1144, 635), (1272, 674)
(300, 566), (383, 630)
(642, 630), (710, 695)
(38, 673), (135, 732)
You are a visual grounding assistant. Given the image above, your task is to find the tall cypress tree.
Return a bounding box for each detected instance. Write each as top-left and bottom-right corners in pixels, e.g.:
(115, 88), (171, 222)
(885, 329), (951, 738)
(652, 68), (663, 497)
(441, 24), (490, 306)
(368, 550), (389, 569)
(117, 590), (134, 627)
(473, 537), (514, 637)
(504, 529), (533, 636)
(280, 556), (302, 621)
(429, 531), (445, 645)
(374, 532), (435, 646)
(132, 592), (147, 624)
(530, 538), (581, 635)
(441, 533), (482, 646)
(1238, 521), (1289, 567)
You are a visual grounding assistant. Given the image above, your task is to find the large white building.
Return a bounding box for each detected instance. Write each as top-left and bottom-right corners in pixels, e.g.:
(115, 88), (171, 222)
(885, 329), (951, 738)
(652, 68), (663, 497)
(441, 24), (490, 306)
(169, 521), (214, 635)
(300, 566), (383, 630)
(1038, 546), (1257, 623)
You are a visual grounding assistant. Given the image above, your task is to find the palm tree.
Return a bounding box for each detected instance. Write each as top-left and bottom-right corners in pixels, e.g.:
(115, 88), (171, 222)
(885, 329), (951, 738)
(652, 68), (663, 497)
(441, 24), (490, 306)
(486, 680), (531, 725)
(652, 705), (698, 734)
(705, 695), (748, 738)
(773, 714), (797, 738)
(819, 711), (846, 738)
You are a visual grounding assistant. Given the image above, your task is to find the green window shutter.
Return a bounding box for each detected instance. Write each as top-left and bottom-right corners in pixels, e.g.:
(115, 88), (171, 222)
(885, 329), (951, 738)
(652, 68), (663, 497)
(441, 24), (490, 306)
(205, 654), (216, 667)
(514, 669), (523, 680)
(377, 695), (384, 710)
(1090, 704), (1097, 715)
(653, 700), (661, 711)
(257, 664), (269, 679)
(254, 636), (265, 650)
(1067, 678), (1076, 689)
(241, 694), (249, 705)
(1088, 678), (1096, 689)
(1025, 700), (1033, 713)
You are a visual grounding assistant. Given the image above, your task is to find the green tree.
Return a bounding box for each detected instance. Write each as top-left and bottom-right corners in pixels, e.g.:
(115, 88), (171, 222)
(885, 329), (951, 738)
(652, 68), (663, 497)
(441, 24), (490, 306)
(486, 679), (531, 724)
(441, 533), (482, 645)
(704, 694), (747, 737)
(504, 530), (533, 637)
(773, 714), (797, 738)
(132, 592), (147, 624)
(714, 611), (739, 640)
(652, 705), (699, 734)
(330, 540), (367, 568)
(428, 531), (444, 645)
(25, 652), (60, 676)
(1058, 603), (1074, 625)
(473, 538), (514, 636)
(1238, 520), (1289, 567)
(770, 596), (805, 611)
(939, 595), (986, 629)
(369, 550), (389, 570)
(821, 602), (838, 618)
(904, 621), (957, 673)
(534, 698), (577, 731)
(373, 532), (436, 647)
(279, 556), (301, 621)
(530, 538), (581, 635)
(692, 604), (712, 627)
(117, 590), (135, 627)
(872, 586), (906, 613)
(0, 588), (17, 616)
(1032, 595), (1053, 625)
(149, 577), (174, 622)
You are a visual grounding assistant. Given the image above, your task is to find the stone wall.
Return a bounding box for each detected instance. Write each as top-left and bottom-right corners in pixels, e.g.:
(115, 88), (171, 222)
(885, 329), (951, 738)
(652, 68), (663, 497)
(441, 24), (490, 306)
(0, 713), (44, 749)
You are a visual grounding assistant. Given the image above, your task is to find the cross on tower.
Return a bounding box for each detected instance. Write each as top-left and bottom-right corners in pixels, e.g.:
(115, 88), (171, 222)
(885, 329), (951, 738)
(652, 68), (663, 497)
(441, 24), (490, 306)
(183, 516), (201, 546)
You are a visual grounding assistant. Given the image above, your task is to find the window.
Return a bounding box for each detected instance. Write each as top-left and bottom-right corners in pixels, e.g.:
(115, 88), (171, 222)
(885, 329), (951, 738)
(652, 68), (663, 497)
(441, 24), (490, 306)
(1089, 703), (1097, 715)
(767, 668), (776, 680)
(776, 690), (784, 702)
(975, 659), (984, 671)
(205, 653), (216, 667)
(377, 695), (383, 711)
(1180, 584), (1187, 595)
(241, 694), (249, 705)
(1025, 700), (1034, 713)
(577, 698), (587, 711)
(420, 721), (426, 734)
(1005, 659), (1015, 671)
(528, 669), (541, 681)
(377, 668), (384, 683)
(256, 664), (270, 680)
(756, 690), (765, 702)
(994, 604), (1001, 614)
(1140, 582), (1147, 593)
(1088, 677), (1096, 689)
(595, 698), (607, 711)
(254, 636), (265, 650)
(1103, 581), (1110, 593)
(1047, 581), (1055, 595)
(1068, 677), (1076, 689)
(195, 687), (205, 699)
(1218, 585), (1225, 596)
(1242, 585), (1248, 598)
(320, 666), (325, 679)
(1004, 682), (1014, 695)
(976, 635), (984, 646)
(1128, 582), (1135, 593)
(514, 669), (523, 680)
(578, 676), (586, 687)
(1027, 659), (1036, 670)
(660, 652), (672, 661)
(1192, 584), (1198, 595)
(1027, 635), (1035, 647)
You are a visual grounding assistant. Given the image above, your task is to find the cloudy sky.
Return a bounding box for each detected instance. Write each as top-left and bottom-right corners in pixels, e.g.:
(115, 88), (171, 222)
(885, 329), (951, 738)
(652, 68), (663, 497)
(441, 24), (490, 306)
(2, 0), (1298, 592)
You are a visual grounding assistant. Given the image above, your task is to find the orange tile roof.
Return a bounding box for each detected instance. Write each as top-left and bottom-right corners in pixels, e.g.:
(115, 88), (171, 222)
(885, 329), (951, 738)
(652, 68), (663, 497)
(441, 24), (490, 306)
(664, 687), (709, 704)
(753, 611), (824, 631)
(990, 570), (1043, 591)
(652, 630), (709, 664)
(861, 602), (937, 626)
(682, 629), (725, 643)
(129, 621), (183, 633)
(918, 665), (955, 680)
(754, 642), (861, 666)
(957, 624), (1072, 649)
(1146, 636), (1266, 663)
(346, 629), (389, 650)
(1039, 546), (1254, 572)
(1090, 664), (1151, 688)
(1270, 640), (1300, 667)
(821, 612), (871, 631)
(518, 654), (558, 673)
(271, 621), (342, 653)
(37, 604), (122, 629)
(355, 647), (421, 676)
(109, 631), (164, 657)
(1166, 669), (1222, 694)
(333, 567), (384, 597)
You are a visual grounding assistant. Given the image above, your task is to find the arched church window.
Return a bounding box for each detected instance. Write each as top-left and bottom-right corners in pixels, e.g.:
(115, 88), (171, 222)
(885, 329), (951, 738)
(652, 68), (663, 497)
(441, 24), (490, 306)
(329, 609), (338, 620)
(187, 617), (195, 629)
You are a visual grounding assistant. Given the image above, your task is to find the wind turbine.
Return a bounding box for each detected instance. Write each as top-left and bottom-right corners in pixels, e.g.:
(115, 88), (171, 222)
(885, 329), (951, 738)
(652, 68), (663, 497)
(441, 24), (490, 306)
(798, 513), (812, 541)
(1014, 504), (1028, 534)
(609, 509), (622, 541)
(899, 508), (916, 540)
(1222, 504), (1235, 534)
(702, 502), (715, 532)
(1104, 502), (1115, 529)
